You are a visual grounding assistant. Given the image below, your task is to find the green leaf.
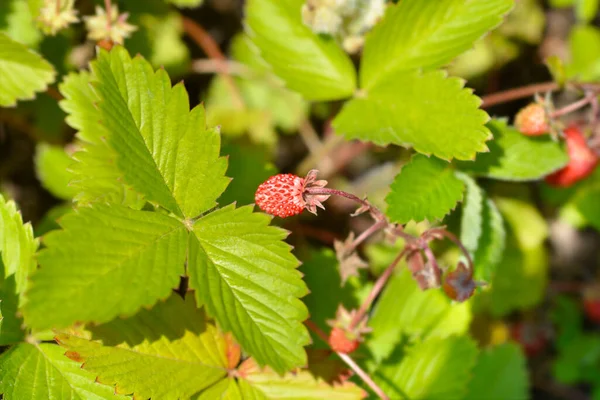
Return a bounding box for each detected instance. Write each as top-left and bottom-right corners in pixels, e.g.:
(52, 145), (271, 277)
(0, 0), (42, 47)
(165, 0), (204, 8)
(374, 336), (478, 400)
(23, 205), (187, 330)
(238, 358), (367, 399)
(333, 70), (491, 161)
(457, 174), (506, 282)
(206, 35), (307, 145)
(367, 268), (472, 363)
(299, 249), (360, 334)
(568, 180), (600, 231)
(188, 204), (310, 373)
(126, 8), (190, 77)
(0, 194), (38, 295)
(567, 25), (600, 81)
(464, 343), (528, 400)
(484, 196), (548, 316)
(456, 119), (569, 181)
(385, 154), (465, 224)
(56, 294), (228, 400)
(360, 0), (514, 89)
(59, 71), (142, 207)
(34, 144), (77, 200)
(218, 143), (278, 206)
(195, 378), (244, 400)
(92, 46), (229, 219)
(576, 0), (600, 23)
(0, 342), (128, 400)
(245, 0), (356, 101)
(0, 32), (55, 107)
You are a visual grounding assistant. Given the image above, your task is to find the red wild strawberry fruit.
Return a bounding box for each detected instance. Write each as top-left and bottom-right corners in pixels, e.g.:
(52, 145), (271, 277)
(515, 103), (549, 136)
(328, 327), (359, 354)
(545, 125), (599, 187)
(255, 174), (305, 218)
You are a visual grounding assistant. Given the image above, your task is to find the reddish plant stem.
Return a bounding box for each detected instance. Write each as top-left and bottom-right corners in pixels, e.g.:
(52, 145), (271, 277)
(305, 187), (384, 220)
(349, 248), (408, 331)
(181, 17), (245, 109)
(56, 0), (61, 13)
(347, 219), (387, 253)
(304, 320), (390, 400)
(480, 82), (560, 108)
(551, 91), (598, 118)
(427, 228), (474, 271)
(46, 86), (63, 101)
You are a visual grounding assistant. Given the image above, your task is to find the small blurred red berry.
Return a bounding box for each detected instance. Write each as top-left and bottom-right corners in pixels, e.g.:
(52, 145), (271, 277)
(328, 327), (359, 354)
(515, 103), (549, 136)
(545, 125), (599, 187)
(584, 299), (600, 323)
(510, 322), (547, 357)
(255, 174), (305, 218)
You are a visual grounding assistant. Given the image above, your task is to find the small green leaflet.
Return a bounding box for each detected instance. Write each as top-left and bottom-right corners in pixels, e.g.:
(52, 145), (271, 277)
(34, 144), (77, 200)
(237, 358), (367, 399)
(0, 194), (38, 296)
(188, 204), (310, 373)
(0, 32), (55, 107)
(0, 342), (127, 400)
(464, 343), (529, 400)
(360, 0), (514, 89)
(56, 295), (227, 400)
(457, 174), (506, 282)
(374, 336), (479, 400)
(566, 25), (600, 81)
(91, 47), (230, 219)
(333, 70), (492, 161)
(0, 0), (42, 47)
(59, 71), (141, 207)
(385, 154), (465, 224)
(367, 268), (471, 364)
(23, 205), (188, 330)
(457, 119), (569, 180)
(245, 0), (356, 101)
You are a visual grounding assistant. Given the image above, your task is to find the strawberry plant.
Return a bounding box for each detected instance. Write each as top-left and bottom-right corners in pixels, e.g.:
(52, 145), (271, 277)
(2, 0), (600, 399)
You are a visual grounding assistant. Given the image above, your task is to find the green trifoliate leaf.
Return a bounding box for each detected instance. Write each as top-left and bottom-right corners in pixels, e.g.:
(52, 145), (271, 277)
(189, 204), (310, 373)
(374, 336), (478, 400)
(0, 342), (127, 400)
(333, 70), (492, 161)
(385, 154), (465, 224)
(0, 194), (38, 295)
(457, 174), (506, 282)
(195, 378), (245, 400)
(34, 144), (77, 200)
(0, 32), (55, 107)
(567, 25), (600, 81)
(457, 119), (568, 180)
(56, 295), (228, 400)
(465, 343), (529, 400)
(360, 0), (514, 89)
(237, 358), (367, 399)
(367, 268), (471, 364)
(59, 71), (142, 207)
(92, 47), (229, 219)
(245, 0), (356, 101)
(23, 205), (187, 330)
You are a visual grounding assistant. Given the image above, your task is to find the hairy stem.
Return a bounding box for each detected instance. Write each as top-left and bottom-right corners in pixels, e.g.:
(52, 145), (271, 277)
(480, 82), (560, 108)
(304, 187), (384, 220)
(346, 219), (388, 253)
(304, 320), (390, 400)
(104, 0), (112, 31)
(181, 17), (245, 109)
(551, 91), (598, 118)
